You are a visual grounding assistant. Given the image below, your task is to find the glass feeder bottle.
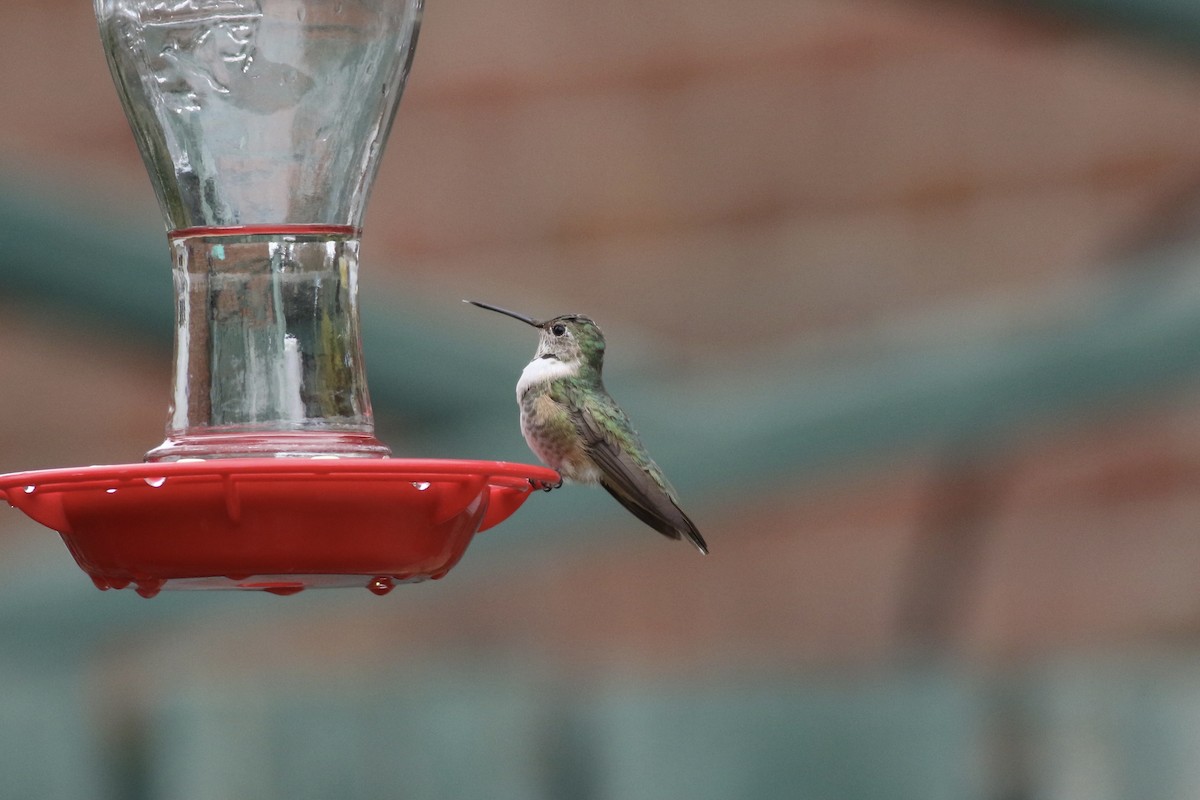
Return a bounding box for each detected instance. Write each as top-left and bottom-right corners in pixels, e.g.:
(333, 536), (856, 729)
(95, 0), (422, 460)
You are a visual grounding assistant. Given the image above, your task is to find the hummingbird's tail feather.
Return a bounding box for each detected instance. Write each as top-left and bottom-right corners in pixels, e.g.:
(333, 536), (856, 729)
(581, 408), (709, 555)
(677, 512), (709, 555)
(601, 481), (709, 555)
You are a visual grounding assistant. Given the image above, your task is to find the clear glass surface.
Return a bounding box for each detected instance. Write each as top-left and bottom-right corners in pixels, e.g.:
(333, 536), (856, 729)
(94, 0), (423, 459)
(96, 0), (422, 229)
(145, 228), (390, 461)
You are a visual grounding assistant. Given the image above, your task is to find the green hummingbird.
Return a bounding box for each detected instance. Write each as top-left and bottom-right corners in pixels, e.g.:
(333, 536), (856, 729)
(468, 300), (708, 554)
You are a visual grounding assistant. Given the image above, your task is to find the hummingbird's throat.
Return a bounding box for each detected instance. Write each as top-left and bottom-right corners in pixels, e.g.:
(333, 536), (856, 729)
(516, 355), (577, 400)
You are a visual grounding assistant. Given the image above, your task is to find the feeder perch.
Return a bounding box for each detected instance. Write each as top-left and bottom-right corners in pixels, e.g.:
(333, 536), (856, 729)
(0, 0), (558, 593)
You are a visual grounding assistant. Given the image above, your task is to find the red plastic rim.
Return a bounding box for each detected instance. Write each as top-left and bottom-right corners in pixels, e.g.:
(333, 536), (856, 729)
(0, 459), (560, 596)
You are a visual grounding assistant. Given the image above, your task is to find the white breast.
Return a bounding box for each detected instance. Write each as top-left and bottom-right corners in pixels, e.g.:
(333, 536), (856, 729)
(516, 357), (576, 400)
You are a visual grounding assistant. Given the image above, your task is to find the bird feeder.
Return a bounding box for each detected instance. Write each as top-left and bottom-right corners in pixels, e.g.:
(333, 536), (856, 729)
(0, 0), (558, 596)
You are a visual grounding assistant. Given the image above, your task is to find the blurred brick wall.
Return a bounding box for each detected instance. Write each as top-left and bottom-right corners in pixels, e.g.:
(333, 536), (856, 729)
(5, 0), (1200, 670)
(7, 0), (1200, 345)
(367, 0), (1200, 348)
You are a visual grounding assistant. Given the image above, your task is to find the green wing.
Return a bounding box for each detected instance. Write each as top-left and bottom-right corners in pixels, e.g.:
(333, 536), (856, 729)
(553, 381), (707, 554)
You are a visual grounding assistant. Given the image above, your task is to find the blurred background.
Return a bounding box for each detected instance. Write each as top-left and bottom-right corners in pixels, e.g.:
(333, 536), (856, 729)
(6, 0), (1200, 797)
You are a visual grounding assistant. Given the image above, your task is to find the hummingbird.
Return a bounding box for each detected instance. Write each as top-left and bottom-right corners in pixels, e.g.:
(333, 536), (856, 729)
(467, 300), (708, 554)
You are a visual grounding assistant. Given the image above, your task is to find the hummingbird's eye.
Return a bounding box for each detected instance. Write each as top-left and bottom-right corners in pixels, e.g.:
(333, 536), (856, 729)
(551, 323), (567, 337)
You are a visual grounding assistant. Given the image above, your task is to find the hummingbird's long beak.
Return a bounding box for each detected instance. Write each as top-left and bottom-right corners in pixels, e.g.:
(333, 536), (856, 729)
(465, 300), (543, 328)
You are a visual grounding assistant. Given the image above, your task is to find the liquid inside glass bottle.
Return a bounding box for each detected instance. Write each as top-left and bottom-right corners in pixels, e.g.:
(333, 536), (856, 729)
(147, 225), (389, 460)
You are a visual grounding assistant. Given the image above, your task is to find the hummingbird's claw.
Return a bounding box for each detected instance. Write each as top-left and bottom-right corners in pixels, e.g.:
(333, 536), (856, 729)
(528, 475), (563, 492)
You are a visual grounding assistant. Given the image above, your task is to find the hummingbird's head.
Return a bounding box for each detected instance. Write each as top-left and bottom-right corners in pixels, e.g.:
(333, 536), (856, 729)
(534, 313), (605, 369)
(466, 301), (606, 372)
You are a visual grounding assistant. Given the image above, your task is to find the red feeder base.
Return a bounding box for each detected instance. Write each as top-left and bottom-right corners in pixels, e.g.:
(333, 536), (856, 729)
(0, 459), (559, 596)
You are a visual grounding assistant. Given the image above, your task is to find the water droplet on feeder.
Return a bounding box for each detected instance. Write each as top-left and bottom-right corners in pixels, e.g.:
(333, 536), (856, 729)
(263, 584), (304, 596)
(412, 481), (431, 491)
(135, 579), (164, 598)
(144, 476), (167, 488)
(22, 485), (35, 494)
(367, 576), (394, 595)
(105, 488), (117, 494)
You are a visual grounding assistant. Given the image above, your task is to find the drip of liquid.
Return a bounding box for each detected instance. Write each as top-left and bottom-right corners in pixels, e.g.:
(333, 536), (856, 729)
(367, 576), (395, 596)
(263, 584), (305, 596)
(135, 578), (165, 598)
(235, 580), (306, 595)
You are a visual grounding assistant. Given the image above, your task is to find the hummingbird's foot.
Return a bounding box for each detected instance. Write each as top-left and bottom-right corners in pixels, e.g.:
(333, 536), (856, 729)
(529, 475), (564, 492)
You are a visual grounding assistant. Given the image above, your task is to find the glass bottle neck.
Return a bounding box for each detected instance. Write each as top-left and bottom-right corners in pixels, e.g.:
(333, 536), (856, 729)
(145, 227), (390, 460)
